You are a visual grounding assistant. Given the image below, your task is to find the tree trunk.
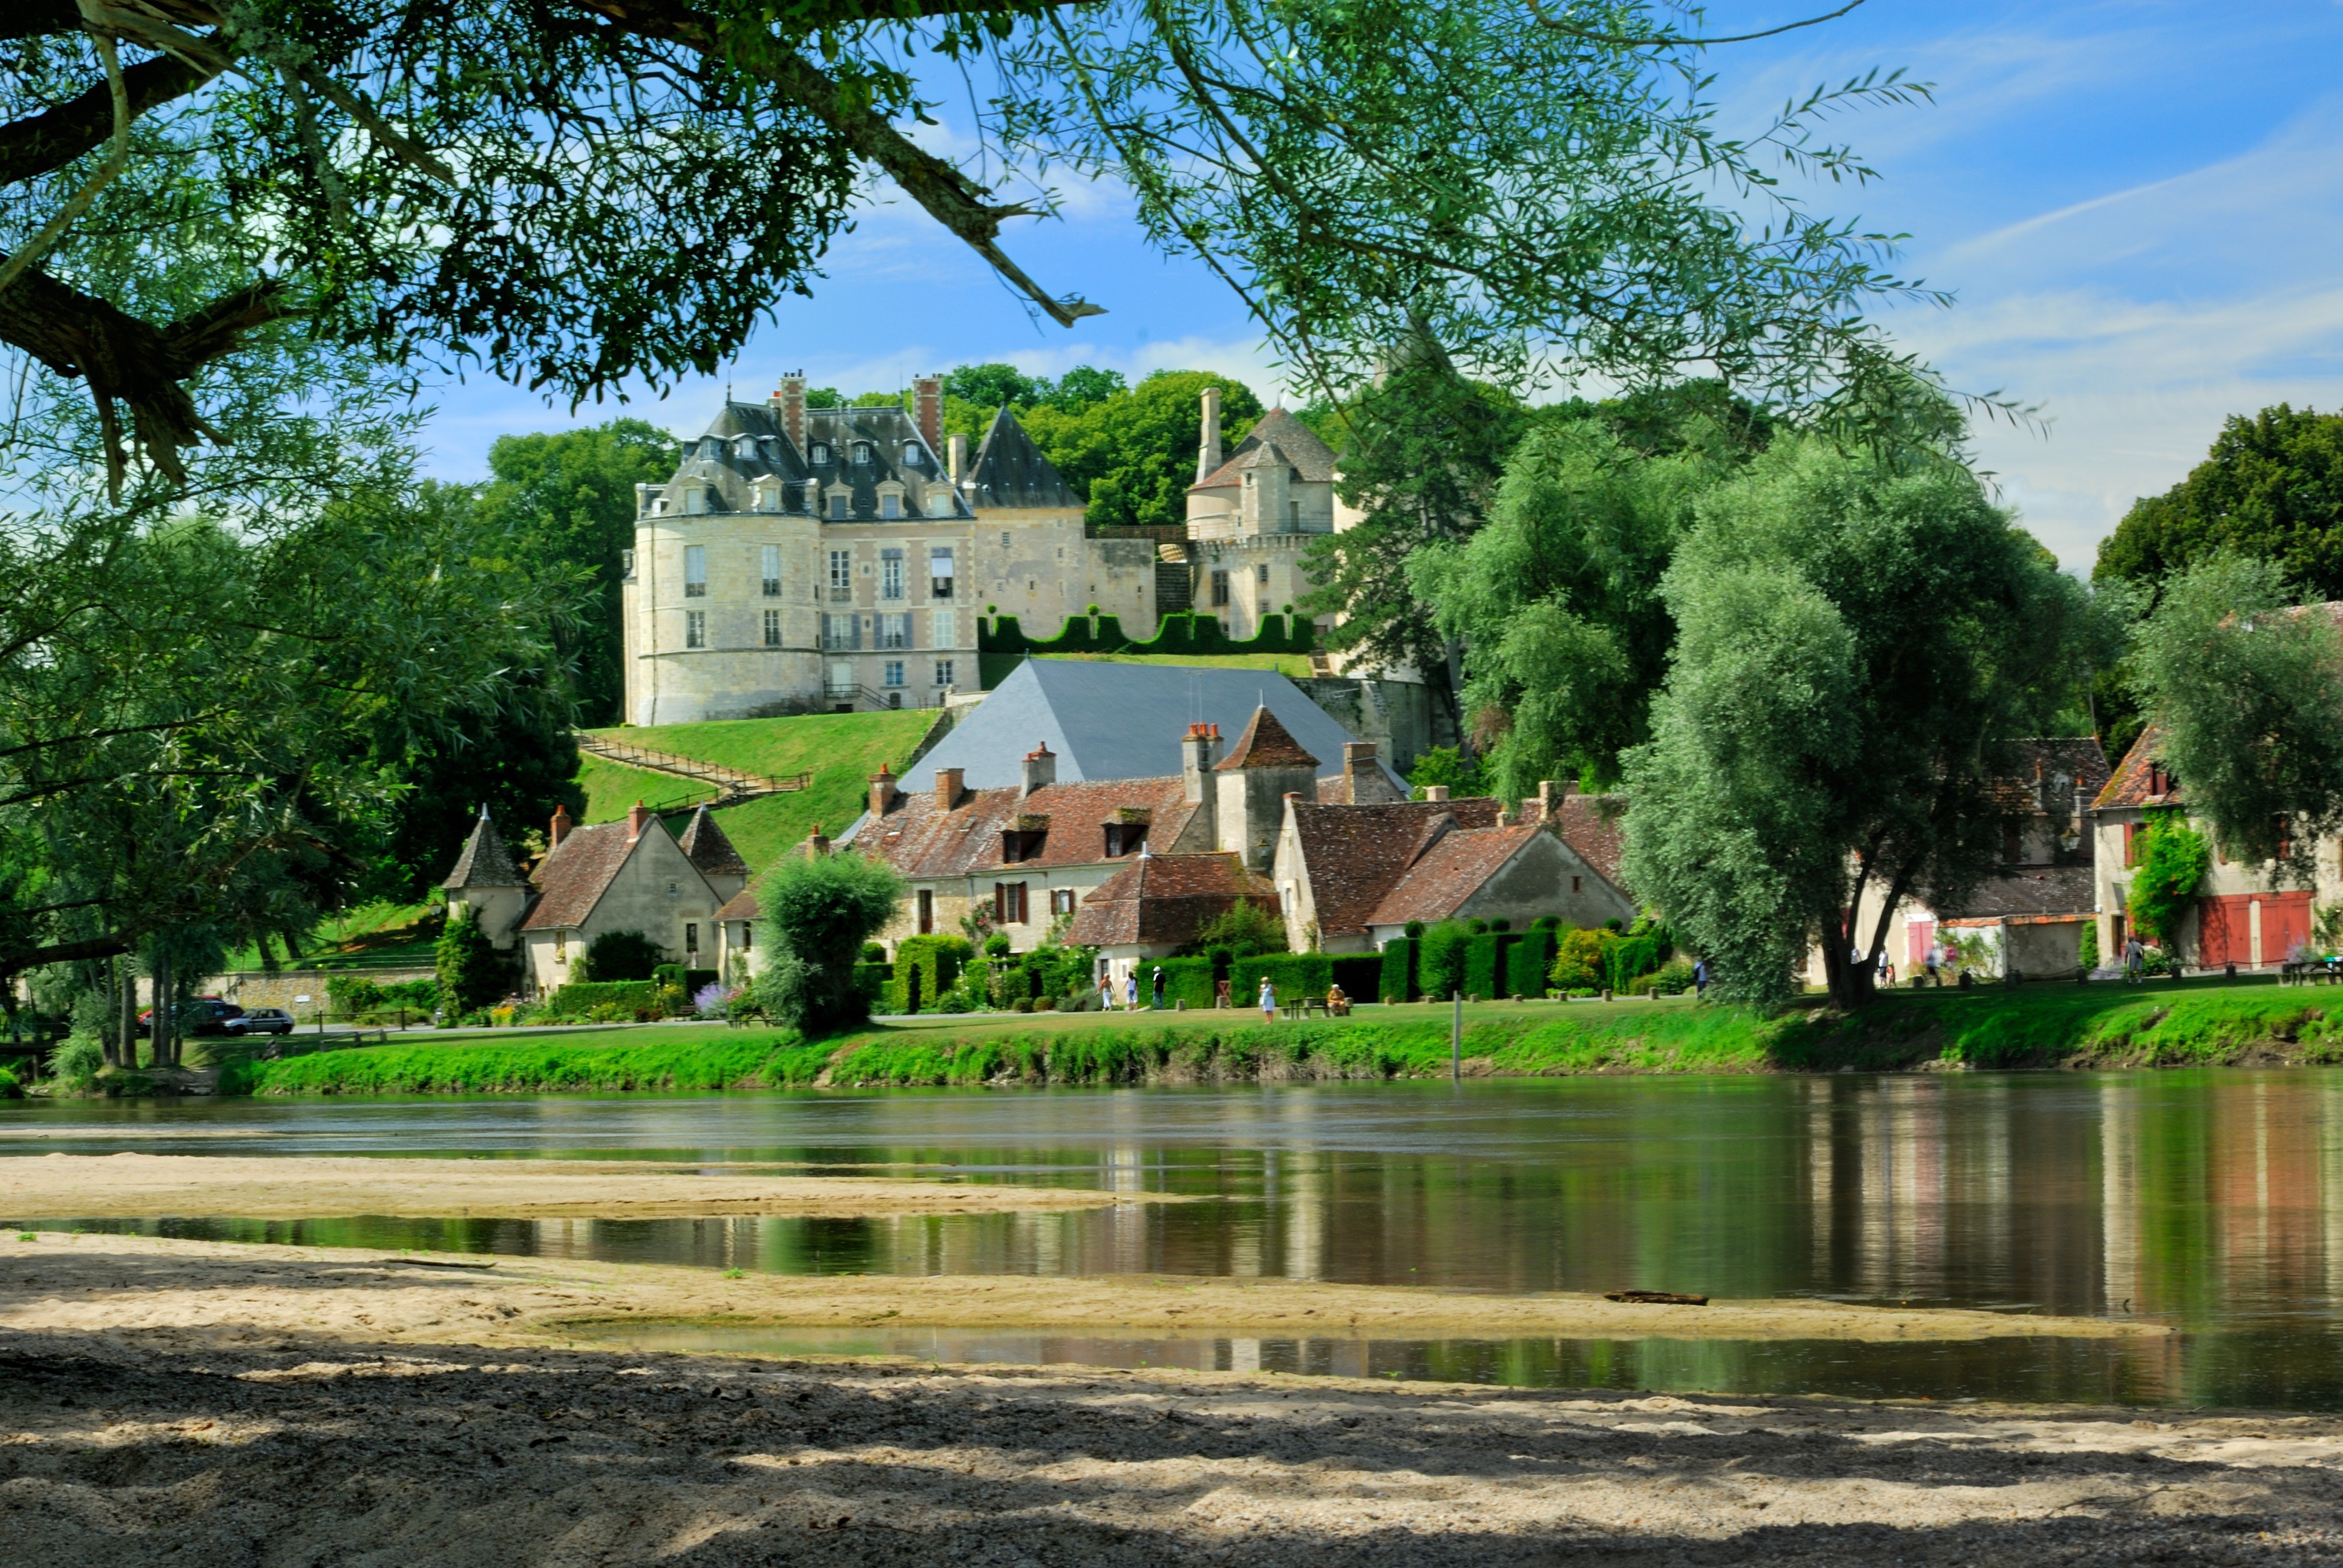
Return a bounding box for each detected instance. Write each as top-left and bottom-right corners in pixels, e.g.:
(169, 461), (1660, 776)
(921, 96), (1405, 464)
(152, 943), (172, 1069)
(117, 957), (136, 1069)
(1820, 912), (1876, 1011)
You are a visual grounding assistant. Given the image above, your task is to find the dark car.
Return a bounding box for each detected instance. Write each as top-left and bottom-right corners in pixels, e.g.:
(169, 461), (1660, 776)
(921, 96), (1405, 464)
(223, 1008), (295, 1037)
(138, 998), (246, 1036)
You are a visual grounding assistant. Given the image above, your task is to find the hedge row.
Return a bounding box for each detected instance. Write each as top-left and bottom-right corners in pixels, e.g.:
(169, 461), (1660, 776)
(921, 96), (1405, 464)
(543, 980), (660, 1017)
(978, 607), (1314, 659)
(886, 935), (972, 1014)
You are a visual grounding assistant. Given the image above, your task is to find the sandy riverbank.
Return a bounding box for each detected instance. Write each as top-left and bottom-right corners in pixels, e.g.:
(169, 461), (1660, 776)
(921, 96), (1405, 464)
(0, 1154), (1182, 1221)
(0, 1235), (2327, 1567)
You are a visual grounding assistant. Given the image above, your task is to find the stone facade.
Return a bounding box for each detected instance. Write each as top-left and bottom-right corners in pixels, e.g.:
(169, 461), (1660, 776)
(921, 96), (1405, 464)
(1184, 397), (1339, 641)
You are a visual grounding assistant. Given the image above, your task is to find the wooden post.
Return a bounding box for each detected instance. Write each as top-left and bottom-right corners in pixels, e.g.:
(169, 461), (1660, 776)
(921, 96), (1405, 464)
(1450, 990), (1462, 1082)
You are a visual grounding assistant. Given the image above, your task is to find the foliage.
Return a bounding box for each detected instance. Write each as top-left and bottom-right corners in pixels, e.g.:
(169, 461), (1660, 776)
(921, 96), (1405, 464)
(434, 909), (510, 1017)
(1630, 958), (1698, 997)
(1504, 927), (1558, 998)
(575, 930), (661, 984)
(888, 934), (973, 1015)
(750, 852), (906, 1034)
(1190, 902), (1286, 958)
(474, 421), (680, 726)
(2127, 815), (2212, 944)
(50, 1035), (103, 1088)
(1550, 927), (1614, 991)
(2128, 554), (2343, 872)
(980, 609), (1313, 662)
(2097, 405), (2343, 601)
(1021, 372), (1263, 528)
(1232, 955), (1332, 1006)
(1620, 431), (2089, 1007)
(1417, 921), (1475, 999)
(1406, 747), (1486, 800)
(1378, 938), (1417, 1002)
(540, 981), (661, 1021)
(2078, 920), (2101, 973)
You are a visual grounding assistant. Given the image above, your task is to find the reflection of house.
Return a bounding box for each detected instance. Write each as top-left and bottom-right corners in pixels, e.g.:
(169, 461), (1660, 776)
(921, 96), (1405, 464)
(1806, 739), (2110, 985)
(1063, 852), (1280, 973)
(2092, 726), (2325, 969)
(1273, 781), (1637, 954)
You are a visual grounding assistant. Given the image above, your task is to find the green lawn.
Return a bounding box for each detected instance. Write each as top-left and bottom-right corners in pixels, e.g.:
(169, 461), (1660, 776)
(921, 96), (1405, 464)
(222, 975), (2343, 1097)
(220, 898), (443, 974)
(582, 710), (937, 870)
(1035, 651), (1314, 679)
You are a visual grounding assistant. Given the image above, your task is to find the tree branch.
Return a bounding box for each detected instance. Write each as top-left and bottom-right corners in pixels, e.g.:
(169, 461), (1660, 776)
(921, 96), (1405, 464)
(1526, 0), (1869, 47)
(0, 45), (217, 186)
(0, 15), (134, 298)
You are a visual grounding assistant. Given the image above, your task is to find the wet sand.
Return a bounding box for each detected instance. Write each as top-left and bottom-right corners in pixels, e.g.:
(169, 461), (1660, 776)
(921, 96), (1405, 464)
(0, 1153), (1182, 1221)
(0, 1235), (2327, 1567)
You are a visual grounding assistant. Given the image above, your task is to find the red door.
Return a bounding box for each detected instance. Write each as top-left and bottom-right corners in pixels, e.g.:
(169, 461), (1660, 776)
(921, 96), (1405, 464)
(2200, 895), (2249, 968)
(2265, 891), (2314, 964)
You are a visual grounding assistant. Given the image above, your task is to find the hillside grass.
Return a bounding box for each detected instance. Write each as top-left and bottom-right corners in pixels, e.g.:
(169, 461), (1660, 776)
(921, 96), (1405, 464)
(221, 898), (444, 975)
(1035, 651), (1314, 679)
(581, 709), (937, 867)
(220, 976), (2343, 1097)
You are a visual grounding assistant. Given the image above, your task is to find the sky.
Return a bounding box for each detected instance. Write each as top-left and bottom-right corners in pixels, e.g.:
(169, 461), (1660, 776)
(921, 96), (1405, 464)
(416, 1), (2343, 573)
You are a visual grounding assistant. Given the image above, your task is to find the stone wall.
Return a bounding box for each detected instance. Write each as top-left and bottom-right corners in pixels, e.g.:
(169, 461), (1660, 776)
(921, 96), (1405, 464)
(206, 969), (436, 1010)
(1294, 676), (1451, 777)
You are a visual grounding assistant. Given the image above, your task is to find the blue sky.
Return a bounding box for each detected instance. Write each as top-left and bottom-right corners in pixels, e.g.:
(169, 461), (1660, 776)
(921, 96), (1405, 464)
(418, 1), (2343, 571)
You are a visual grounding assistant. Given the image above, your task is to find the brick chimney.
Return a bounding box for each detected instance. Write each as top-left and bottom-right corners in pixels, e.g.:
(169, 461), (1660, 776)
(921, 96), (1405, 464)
(1196, 386), (1223, 482)
(626, 800), (650, 844)
(1021, 742), (1057, 799)
(801, 825), (831, 859)
(1342, 740), (1377, 803)
(913, 373), (943, 457)
(935, 766), (964, 812)
(549, 803), (572, 851)
(1181, 722), (1222, 805)
(870, 764), (899, 818)
(775, 372), (807, 454)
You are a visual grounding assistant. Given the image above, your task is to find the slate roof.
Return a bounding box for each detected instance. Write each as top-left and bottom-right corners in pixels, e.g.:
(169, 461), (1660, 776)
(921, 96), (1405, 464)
(677, 805), (749, 880)
(441, 809), (525, 890)
(1938, 864), (2097, 920)
(2096, 724), (2180, 811)
(1364, 823), (1547, 928)
(1984, 737), (2112, 813)
(965, 406), (1082, 510)
(1284, 798), (1504, 936)
(654, 399), (965, 520)
(1216, 705), (1319, 771)
(519, 821), (638, 931)
(1549, 794), (1627, 887)
(1064, 852), (1278, 949)
(1190, 408), (1339, 489)
(895, 659), (1404, 797)
(850, 774), (1204, 880)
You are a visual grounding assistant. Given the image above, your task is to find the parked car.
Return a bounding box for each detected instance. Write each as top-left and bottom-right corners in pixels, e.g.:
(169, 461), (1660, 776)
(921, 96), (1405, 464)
(138, 999), (245, 1037)
(223, 1008), (294, 1037)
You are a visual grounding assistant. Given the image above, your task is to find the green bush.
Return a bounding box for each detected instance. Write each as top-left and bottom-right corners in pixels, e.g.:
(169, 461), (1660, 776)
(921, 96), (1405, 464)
(1378, 938), (1416, 1002)
(1506, 927), (1558, 998)
(1605, 932), (1665, 994)
(887, 935), (972, 1014)
(852, 962), (892, 1003)
(1233, 953), (1332, 1007)
(1145, 956), (1219, 1009)
(1417, 921), (1473, 999)
(577, 929), (661, 982)
(2128, 813), (2210, 944)
(2078, 921), (2100, 972)
(0, 1066), (20, 1099)
(436, 910), (510, 1016)
(545, 980), (660, 1019)
(50, 1035), (104, 1086)
(752, 851), (907, 1033)
(1551, 927), (1612, 990)
(1630, 958), (1697, 996)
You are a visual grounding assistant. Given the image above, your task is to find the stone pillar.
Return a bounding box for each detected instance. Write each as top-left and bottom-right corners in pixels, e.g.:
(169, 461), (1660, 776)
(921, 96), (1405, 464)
(1198, 386), (1223, 481)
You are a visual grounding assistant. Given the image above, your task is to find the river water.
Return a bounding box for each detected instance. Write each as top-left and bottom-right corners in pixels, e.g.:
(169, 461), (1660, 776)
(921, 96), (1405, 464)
(7, 1071), (2342, 1408)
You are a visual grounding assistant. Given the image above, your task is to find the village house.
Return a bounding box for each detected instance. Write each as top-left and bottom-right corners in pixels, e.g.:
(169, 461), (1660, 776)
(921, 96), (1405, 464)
(1062, 852), (1282, 975)
(1803, 738), (2111, 986)
(2089, 726), (2336, 970)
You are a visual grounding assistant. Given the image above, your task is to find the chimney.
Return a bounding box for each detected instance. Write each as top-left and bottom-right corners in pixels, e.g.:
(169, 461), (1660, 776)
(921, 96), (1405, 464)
(1424, 785), (1450, 803)
(1534, 779), (1566, 822)
(801, 825), (831, 860)
(935, 766), (964, 812)
(1196, 386), (1223, 482)
(626, 800), (650, 844)
(869, 765), (898, 818)
(1181, 722), (1222, 804)
(913, 374), (943, 457)
(775, 372), (807, 454)
(1495, 808), (1513, 828)
(549, 803), (572, 851)
(948, 433), (969, 487)
(1342, 740), (1376, 803)
(1021, 742), (1057, 799)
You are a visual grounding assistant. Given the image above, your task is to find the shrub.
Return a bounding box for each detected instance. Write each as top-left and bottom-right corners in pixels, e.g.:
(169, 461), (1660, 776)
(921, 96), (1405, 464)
(327, 975), (386, 1014)
(1550, 927), (1611, 990)
(0, 1066), (18, 1099)
(888, 934), (973, 1015)
(51, 1035), (103, 1086)
(1378, 938), (1416, 1002)
(2077, 920), (2100, 972)
(1605, 932), (1665, 993)
(1232, 953), (1331, 1006)
(1149, 956), (1219, 1009)
(1463, 932), (1517, 1000)
(1329, 955), (1382, 1004)
(1506, 927), (1558, 998)
(436, 909), (510, 1016)
(751, 851), (907, 1034)
(546, 981), (660, 1019)
(577, 929), (661, 982)
(860, 942), (887, 963)
(1191, 901), (1285, 956)
(1417, 921), (1473, 999)
(1630, 958), (1697, 996)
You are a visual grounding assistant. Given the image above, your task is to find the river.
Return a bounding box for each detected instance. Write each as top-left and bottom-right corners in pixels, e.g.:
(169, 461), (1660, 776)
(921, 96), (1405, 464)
(7, 1070), (2341, 1408)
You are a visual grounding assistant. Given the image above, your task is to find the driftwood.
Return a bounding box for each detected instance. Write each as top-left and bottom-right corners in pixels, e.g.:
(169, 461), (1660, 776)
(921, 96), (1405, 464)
(1604, 1289), (1709, 1306)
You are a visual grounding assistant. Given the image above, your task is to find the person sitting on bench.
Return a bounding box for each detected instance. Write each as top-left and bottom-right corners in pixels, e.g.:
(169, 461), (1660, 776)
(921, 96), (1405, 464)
(1325, 981), (1351, 1017)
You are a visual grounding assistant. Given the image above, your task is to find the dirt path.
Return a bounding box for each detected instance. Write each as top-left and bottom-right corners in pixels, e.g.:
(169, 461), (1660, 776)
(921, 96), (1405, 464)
(0, 1236), (2327, 1566)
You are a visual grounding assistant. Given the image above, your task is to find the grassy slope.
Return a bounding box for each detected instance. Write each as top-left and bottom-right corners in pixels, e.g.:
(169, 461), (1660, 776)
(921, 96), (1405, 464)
(582, 710), (936, 870)
(1035, 652), (1314, 679)
(226, 978), (2343, 1096)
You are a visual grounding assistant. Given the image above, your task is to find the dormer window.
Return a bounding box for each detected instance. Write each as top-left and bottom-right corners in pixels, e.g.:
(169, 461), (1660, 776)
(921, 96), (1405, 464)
(2148, 762), (2173, 796)
(1001, 828), (1046, 863)
(880, 493), (900, 519)
(829, 492), (848, 520)
(853, 441), (873, 465)
(905, 443), (923, 466)
(1104, 822), (1147, 857)
(810, 442), (831, 464)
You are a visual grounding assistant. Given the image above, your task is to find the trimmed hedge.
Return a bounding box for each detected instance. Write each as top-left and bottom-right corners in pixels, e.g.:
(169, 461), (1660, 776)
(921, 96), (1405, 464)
(887, 935), (972, 1015)
(1232, 953), (1332, 1007)
(543, 980), (660, 1018)
(651, 965), (718, 995)
(1417, 921), (1473, 1000)
(1463, 932), (1521, 1001)
(1148, 956), (1221, 1010)
(852, 962), (891, 1004)
(1506, 928), (1558, 999)
(979, 607), (1314, 660)
(1378, 938), (1417, 1002)
(1605, 933), (1666, 994)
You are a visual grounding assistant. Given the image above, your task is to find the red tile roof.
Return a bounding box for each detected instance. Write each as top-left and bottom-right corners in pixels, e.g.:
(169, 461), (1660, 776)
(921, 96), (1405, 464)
(1285, 797), (1505, 935)
(520, 821), (638, 931)
(2096, 724), (2180, 811)
(1363, 823), (1546, 927)
(1065, 853), (1279, 948)
(1550, 794), (1626, 887)
(1215, 705), (1319, 771)
(849, 774), (1204, 879)
(1981, 737), (2112, 813)
(716, 887), (759, 923)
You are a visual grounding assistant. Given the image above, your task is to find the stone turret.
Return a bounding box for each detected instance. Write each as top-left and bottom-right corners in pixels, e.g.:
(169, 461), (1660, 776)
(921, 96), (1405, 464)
(1213, 706), (1319, 871)
(677, 804), (750, 905)
(440, 806), (529, 950)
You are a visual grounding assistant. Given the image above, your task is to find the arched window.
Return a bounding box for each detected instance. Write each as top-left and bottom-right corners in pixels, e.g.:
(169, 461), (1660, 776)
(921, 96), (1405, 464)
(853, 442), (873, 465)
(905, 443), (924, 466)
(809, 442), (831, 464)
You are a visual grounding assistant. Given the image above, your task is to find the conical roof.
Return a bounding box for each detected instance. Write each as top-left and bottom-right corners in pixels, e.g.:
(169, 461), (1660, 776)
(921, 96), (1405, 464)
(677, 804), (749, 879)
(441, 808), (525, 889)
(1214, 705), (1320, 771)
(966, 407), (1081, 509)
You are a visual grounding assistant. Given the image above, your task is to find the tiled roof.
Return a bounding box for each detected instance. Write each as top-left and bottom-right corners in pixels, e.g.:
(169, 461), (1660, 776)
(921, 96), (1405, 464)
(441, 810), (525, 890)
(1064, 853), (1278, 949)
(1190, 408), (1339, 489)
(1983, 737), (2112, 812)
(1364, 823), (1546, 928)
(850, 773), (1204, 880)
(966, 406), (1081, 510)
(1285, 798), (1504, 935)
(1550, 794), (1626, 887)
(1936, 864), (2097, 920)
(1316, 766), (1408, 805)
(716, 887), (759, 922)
(1216, 705), (1319, 771)
(677, 805), (749, 879)
(2096, 724), (2180, 811)
(520, 821), (637, 931)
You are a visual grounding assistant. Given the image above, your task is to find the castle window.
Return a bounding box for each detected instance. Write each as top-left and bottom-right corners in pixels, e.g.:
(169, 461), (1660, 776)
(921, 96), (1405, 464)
(853, 442), (873, 465)
(927, 489), (952, 517)
(1289, 498), (1300, 529)
(930, 609), (956, 649)
(884, 659), (906, 688)
(828, 492), (848, 520)
(685, 610), (706, 648)
(877, 612), (911, 650)
(934, 658), (955, 686)
(621, 549), (635, 580)
(762, 610), (781, 647)
(683, 545), (707, 597)
(993, 881), (1029, 923)
(1210, 569), (1230, 607)
(1104, 822), (1147, 857)
(828, 549), (851, 601)
(685, 922), (699, 955)
(880, 549), (905, 599)
(905, 443), (923, 466)
(929, 546), (955, 598)
(810, 442), (831, 464)
(827, 660), (854, 697)
(880, 492), (901, 520)
(822, 612), (859, 651)
(762, 544), (781, 596)
(1256, 562), (1270, 585)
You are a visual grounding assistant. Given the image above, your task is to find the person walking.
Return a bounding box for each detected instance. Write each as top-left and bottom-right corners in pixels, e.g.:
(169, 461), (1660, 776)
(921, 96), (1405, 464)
(1099, 972), (1116, 1011)
(1925, 941), (1944, 987)
(1151, 965), (1165, 1010)
(1125, 971), (1139, 1010)
(2125, 935), (2146, 986)
(1259, 976), (1277, 1021)
(1692, 958), (1709, 999)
